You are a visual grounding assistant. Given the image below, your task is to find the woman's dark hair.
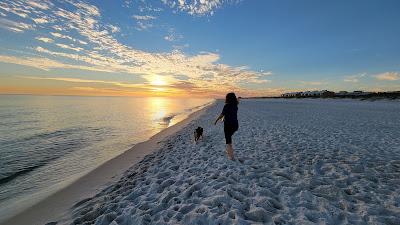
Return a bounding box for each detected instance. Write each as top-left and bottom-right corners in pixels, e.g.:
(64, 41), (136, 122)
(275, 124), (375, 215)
(225, 92), (238, 105)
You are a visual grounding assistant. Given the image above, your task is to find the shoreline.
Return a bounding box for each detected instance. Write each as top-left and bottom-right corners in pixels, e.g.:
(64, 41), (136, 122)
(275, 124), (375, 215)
(1, 100), (216, 225)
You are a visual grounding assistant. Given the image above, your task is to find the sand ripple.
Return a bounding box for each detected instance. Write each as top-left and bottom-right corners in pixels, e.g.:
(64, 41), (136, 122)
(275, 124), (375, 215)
(63, 99), (400, 225)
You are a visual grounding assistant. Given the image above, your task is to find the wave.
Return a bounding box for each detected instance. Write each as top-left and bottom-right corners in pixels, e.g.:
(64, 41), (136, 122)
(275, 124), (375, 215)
(0, 126), (107, 186)
(185, 100), (215, 113)
(0, 165), (43, 186)
(161, 114), (176, 125)
(158, 100), (214, 127)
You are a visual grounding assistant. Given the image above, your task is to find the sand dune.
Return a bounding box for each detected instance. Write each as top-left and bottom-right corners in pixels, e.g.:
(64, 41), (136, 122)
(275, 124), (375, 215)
(53, 99), (400, 224)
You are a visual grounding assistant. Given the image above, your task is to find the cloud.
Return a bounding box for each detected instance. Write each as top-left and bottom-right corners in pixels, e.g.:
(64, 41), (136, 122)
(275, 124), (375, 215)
(0, 0), (54, 23)
(109, 25), (120, 33)
(0, 55), (110, 72)
(344, 73), (366, 83)
(127, 0), (237, 16)
(0, 18), (34, 32)
(72, 2), (100, 17)
(132, 15), (157, 20)
(161, 0), (238, 16)
(69, 86), (152, 96)
(56, 43), (83, 52)
(77, 40), (88, 45)
(0, 0), (272, 97)
(26, 0), (53, 10)
(374, 72), (399, 81)
(32, 17), (49, 24)
(299, 81), (325, 86)
(138, 5), (163, 13)
(0, 1), (29, 18)
(20, 76), (147, 89)
(135, 21), (154, 31)
(50, 32), (74, 40)
(164, 29), (183, 42)
(260, 71), (273, 76)
(132, 15), (156, 31)
(18, 76), (198, 96)
(172, 43), (189, 50)
(36, 37), (54, 43)
(50, 32), (87, 45)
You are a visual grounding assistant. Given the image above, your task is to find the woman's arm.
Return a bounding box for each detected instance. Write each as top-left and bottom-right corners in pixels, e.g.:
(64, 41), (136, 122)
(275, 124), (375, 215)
(214, 114), (224, 125)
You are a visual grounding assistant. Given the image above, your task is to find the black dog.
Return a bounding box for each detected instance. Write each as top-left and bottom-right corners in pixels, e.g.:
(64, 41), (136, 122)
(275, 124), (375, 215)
(194, 126), (203, 143)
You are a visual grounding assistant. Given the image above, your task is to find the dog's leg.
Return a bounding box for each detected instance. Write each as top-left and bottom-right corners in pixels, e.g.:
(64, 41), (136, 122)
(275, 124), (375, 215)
(194, 133), (199, 143)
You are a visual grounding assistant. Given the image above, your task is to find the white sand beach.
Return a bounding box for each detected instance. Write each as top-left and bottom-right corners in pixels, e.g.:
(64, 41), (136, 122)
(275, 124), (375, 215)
(5, 99), (400, 225)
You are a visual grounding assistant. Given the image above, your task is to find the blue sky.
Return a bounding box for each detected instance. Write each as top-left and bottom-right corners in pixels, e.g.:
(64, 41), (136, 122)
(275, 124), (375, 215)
(0, 0), (399, 97)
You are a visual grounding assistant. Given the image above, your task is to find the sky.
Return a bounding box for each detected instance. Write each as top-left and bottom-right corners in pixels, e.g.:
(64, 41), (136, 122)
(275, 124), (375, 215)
(0, 0), (399, 97)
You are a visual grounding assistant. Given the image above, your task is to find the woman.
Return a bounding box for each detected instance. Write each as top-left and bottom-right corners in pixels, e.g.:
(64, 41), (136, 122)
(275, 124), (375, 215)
(214, 92), (239, 160)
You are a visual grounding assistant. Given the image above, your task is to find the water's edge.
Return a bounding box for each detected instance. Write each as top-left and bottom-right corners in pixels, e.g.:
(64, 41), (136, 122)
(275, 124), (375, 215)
(1, 100), (217, 225)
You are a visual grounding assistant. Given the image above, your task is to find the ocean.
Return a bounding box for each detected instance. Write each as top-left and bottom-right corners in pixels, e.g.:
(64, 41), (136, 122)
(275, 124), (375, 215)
(0, 95), (213, 219)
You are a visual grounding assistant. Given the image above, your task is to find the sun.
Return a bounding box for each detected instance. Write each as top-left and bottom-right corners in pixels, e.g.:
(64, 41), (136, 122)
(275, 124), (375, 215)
(150, 75), (167, 86)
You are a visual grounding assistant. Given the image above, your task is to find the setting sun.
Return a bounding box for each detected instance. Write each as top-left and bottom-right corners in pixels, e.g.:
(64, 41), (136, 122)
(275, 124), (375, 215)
(150, 75), (168, 86)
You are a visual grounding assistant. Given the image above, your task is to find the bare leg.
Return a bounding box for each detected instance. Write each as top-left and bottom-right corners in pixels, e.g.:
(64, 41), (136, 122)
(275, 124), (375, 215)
(226, 144), (235, 160)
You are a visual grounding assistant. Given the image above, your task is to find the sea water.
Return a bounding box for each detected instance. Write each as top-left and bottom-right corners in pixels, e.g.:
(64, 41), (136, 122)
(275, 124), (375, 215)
(0, 95), (213, 220)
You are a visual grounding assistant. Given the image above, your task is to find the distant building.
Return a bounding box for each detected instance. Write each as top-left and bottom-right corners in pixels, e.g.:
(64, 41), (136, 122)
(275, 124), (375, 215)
(321, 90), (335, 97)
(280, 90), (398, 99)
(281, 92), (302, 98)
(336, 91), (348, 96)
(281, 90), (334, 98)
(350, 91), (373, 96)
(300, 91), (317, 97)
